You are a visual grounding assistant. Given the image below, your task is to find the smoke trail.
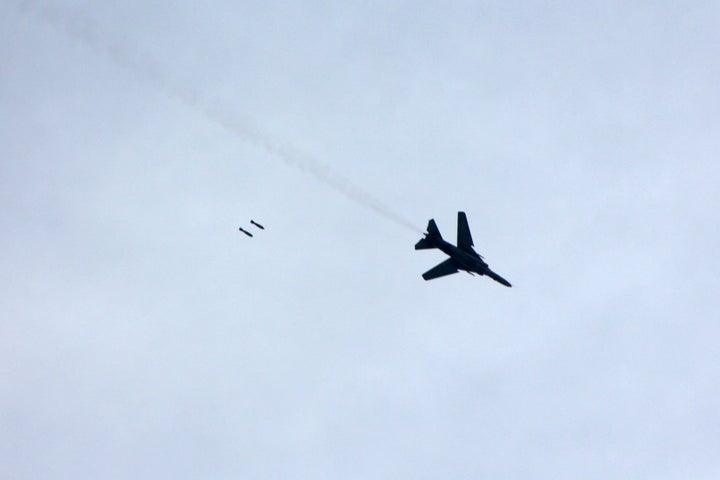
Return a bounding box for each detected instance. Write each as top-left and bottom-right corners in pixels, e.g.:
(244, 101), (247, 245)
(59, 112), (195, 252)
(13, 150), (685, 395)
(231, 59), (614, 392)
(18, 1), (423, 234)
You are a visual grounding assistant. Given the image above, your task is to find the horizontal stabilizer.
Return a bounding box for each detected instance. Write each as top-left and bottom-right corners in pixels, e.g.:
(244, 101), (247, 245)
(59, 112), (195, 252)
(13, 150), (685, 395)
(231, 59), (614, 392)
(414, 237), (435, 250)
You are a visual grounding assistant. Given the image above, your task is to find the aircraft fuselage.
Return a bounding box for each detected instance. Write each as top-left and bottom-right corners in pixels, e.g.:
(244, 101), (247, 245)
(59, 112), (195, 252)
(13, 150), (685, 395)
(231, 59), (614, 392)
(427, 236), (489, 275)
(415, 212), (512, 287)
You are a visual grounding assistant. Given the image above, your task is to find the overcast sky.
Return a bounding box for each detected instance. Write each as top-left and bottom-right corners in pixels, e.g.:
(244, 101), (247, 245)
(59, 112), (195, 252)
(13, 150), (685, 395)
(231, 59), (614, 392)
(2, 1), (719, 479)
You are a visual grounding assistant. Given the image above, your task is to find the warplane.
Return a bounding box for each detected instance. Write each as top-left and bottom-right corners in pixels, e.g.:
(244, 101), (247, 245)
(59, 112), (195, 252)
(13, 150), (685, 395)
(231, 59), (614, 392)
(415, 212), (512, 287)
(238, 227), (253, 237)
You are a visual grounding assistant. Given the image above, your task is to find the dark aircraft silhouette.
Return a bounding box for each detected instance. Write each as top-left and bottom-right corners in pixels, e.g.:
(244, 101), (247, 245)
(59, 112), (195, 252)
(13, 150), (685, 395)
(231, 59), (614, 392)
(415, 212), (512, 287)
(238, 227), (253, 237)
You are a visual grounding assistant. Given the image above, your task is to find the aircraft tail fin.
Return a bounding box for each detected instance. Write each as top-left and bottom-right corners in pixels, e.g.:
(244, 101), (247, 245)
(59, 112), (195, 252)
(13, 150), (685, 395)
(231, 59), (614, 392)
(426, 219), (442, 239)
(414, 219), (442, 250)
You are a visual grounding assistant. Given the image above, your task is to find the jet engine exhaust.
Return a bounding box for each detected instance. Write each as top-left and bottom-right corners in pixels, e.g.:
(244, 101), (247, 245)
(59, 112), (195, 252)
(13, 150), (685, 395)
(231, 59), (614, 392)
(19, 2), (422, 235)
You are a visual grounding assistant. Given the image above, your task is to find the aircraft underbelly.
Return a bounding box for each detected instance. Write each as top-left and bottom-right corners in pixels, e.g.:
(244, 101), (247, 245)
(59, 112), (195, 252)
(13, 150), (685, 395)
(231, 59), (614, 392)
(454, 255), (485, 272)
(416, 212), (512, 287)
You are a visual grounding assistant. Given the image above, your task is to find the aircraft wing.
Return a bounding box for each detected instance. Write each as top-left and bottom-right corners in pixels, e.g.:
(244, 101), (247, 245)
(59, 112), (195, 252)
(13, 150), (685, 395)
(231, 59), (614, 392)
(457, 211), (474, 251)
(422, 259), (459, 281)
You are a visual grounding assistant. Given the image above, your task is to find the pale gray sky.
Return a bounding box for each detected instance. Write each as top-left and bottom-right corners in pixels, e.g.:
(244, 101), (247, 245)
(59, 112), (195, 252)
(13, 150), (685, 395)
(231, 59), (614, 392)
(2, 1), (719, 479)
